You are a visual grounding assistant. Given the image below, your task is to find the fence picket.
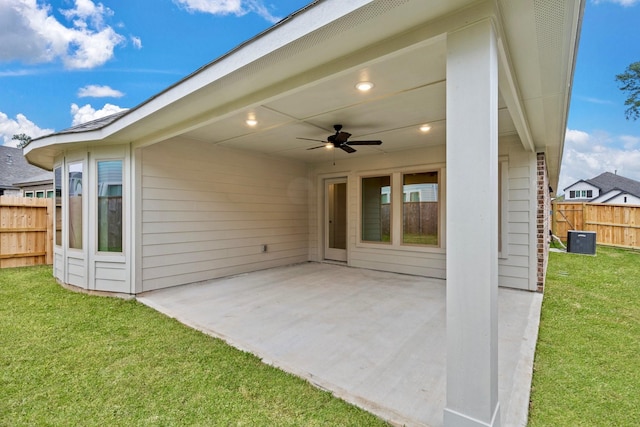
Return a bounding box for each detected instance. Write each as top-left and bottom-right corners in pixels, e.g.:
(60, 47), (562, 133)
(0, 196), (53, 268)
(552, 201), (640, 250)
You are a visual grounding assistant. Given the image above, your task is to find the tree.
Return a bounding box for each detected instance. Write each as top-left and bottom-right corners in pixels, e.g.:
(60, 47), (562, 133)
(615, 61), (640, 121)
(11, 133), (31, 149)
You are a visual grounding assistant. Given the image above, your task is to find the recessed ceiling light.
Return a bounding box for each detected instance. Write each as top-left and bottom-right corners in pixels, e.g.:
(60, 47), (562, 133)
(356, 81), (374, 92)
(420, 124), (431, 133)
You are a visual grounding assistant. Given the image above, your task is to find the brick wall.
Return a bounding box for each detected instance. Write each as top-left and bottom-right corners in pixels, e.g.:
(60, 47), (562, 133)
(536, 153), (550, 292)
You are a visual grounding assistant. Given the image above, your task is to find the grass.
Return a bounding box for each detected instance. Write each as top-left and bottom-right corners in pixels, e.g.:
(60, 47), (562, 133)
(529, 246), (640, 426)
(0, 266), (388, 426)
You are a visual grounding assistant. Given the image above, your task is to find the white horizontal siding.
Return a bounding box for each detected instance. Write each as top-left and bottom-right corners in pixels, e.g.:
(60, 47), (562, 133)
(498, 139), (535, 290)
(95, 261), (129, 293)
(67, 255), (86, 288)
(54, 251), (64, 281)
(140, 138), (309, 291)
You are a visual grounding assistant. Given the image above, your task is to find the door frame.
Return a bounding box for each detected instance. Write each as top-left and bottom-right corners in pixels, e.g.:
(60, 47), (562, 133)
(324, 177), (348, 262)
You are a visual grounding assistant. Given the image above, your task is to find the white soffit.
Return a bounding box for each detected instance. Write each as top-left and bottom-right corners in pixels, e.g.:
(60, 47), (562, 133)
(497, 0), (583, 151)
(25, 0), (583, 176)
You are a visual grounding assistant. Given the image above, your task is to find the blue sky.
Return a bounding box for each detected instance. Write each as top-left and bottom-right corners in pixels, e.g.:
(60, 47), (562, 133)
(1, 0), (639, 194)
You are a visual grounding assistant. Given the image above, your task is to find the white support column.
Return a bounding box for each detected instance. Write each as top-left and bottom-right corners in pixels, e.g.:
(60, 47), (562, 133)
(444, 18), (500, 427)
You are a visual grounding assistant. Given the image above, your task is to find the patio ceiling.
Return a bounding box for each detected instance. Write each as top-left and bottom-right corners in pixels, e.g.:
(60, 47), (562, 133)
(25, 0), (583, 190)
(180, 38), (455, 161)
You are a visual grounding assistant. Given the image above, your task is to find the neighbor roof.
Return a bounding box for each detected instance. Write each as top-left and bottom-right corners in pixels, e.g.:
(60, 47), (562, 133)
(585, 172), (640, 198)
(0, 146), (51, 190)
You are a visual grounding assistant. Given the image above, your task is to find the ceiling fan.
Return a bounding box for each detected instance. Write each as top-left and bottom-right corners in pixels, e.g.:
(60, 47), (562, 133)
(297, 124), (383, 153)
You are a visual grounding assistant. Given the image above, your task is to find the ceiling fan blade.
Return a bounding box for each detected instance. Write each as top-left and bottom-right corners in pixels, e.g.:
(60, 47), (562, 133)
(297, 137), (327, 143)
(345, 140), (383, 145)
(334, 131), (351, 144)
(307, 145), (327, 150)
(339, 144), (356, 154)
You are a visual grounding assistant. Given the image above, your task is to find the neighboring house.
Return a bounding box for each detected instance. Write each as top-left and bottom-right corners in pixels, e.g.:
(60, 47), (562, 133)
(564, 172), (640, 205)
(0, 145), (52, 196)
(24, 1), (583, 426)
(13, 172), (54, 198)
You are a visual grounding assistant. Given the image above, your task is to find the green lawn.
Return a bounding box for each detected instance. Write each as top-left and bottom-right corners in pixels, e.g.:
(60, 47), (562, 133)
(4, 247), (639, 426)
(0, 266), (388, 426)
(529, 246), (640, 426)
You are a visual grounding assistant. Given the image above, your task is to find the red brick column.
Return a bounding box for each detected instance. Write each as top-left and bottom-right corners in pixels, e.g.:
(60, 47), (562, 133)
(536, 153), (550, 292)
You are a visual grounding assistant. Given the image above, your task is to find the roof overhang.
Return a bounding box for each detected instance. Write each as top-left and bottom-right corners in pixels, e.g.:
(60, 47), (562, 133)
(25, 0), (584, 191)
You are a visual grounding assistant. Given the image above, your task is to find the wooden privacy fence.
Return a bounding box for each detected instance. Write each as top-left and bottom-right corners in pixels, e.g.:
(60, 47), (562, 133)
(0, 196), (53, 268)
(552, 202), (640, 250)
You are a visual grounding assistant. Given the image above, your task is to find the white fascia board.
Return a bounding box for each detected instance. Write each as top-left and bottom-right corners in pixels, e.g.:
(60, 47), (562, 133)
(556, 0), (586, 176)
(93, 0), (374, 140)
(26, 0), (375, 157)
(592, 189), (622, 203)
(23, 130), (110, 170)
(497, 37), (535, 152)
(563, 180), (599, 192)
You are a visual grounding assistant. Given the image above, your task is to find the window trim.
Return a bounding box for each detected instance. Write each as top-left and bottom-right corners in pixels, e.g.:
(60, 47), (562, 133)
(54, 165), (63, 247)
(96, 159), (124, 254)
(401, 171), (440, 248)
(67, 160), (84, 251)
(357, 165), (445, 253)
(360, 174), (392, 245)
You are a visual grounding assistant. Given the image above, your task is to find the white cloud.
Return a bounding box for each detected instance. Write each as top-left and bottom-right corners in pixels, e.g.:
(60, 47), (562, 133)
(174, 0), (281, 23)
(131, 36), (142, 49)
(0, 112), (54, 147)
(77, 85), (124, 98)
(0, 0), (126, 69)
(559, 128), (640, 193)
(577, 96), (615, 105)
(70, 103), (128, 126)
(620, 135), (640, 149)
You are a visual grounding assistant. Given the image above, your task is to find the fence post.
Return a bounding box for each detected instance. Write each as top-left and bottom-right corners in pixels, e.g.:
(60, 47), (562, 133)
(552, 201), (557, 237)
(46, 198), (53, 265)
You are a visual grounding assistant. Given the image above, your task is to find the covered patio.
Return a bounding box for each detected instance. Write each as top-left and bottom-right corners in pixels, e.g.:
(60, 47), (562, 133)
(138, 262), (542, 427)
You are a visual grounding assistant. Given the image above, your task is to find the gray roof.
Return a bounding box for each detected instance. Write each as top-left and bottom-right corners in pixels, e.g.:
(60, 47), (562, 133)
(0, 145), (51, 189)
(585, 172), (640, 199)
(53, 110), (129, 135)
(12, 171), (53, 186)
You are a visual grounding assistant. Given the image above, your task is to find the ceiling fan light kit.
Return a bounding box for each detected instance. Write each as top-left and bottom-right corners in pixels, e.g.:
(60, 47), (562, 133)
(297, 124), (383, 154)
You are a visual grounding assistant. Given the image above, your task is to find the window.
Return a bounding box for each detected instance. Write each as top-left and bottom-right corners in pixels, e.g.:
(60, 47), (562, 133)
(35, 191), (45, 198)
(570, 189), (592, 199)
(361, 176), (391, 243)
(68, 162), (83, 249)
(46, 190), (54, 198)
(97, 160), (123, 252)
(402, 172), (438, 246)
(54, 167), (62, 246)
(24, 191), (34, 198)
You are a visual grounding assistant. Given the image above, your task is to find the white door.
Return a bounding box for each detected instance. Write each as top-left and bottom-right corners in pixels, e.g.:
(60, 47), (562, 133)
(324, 178), (347, 262)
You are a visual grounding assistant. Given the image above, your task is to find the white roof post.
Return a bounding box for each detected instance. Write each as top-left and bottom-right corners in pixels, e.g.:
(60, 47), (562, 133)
(444, 18), (500, 427)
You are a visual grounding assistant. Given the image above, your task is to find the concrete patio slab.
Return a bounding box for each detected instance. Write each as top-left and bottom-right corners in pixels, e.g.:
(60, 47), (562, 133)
(138, 262), (542, 427)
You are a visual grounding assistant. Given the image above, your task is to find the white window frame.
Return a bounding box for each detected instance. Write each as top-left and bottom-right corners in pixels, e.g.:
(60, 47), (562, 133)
(357, 165), (446, 253)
